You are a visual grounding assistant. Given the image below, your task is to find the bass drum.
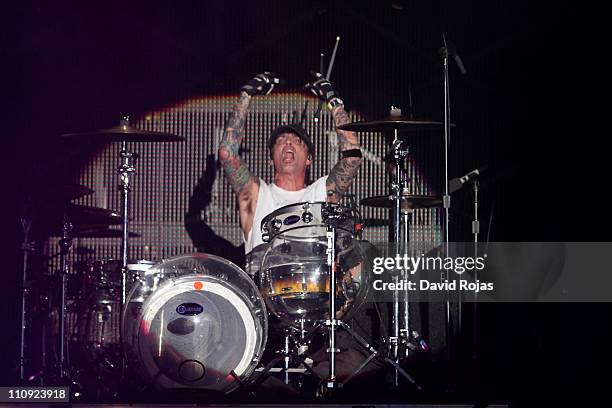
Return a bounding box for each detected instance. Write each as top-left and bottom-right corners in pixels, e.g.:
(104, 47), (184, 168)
(122, 253), (267, 393)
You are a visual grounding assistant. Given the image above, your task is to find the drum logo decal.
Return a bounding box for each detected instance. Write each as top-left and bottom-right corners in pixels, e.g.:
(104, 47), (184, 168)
(283, 215), (300, 225)
(176, 303), (204, 316)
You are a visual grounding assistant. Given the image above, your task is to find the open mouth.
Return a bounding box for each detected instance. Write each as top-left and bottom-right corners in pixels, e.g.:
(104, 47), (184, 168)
(282, 149), (295, 163)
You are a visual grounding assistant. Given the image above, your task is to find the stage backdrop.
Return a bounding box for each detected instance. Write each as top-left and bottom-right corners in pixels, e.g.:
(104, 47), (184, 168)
(46, 92), (443, 267)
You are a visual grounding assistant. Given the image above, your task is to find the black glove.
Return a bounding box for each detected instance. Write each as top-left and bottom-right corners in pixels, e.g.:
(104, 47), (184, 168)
(304, 72), (338, 102)
(241, 72), (280, 96)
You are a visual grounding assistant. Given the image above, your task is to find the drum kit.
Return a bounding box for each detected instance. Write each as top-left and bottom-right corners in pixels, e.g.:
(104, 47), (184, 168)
(18, 110), (458, 400)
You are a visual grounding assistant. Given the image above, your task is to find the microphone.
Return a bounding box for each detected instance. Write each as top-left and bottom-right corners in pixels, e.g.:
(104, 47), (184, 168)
(439, 35), (467, 75)
(459, 167), (482, 184)
(449, 166), (487, 193)
(412, 331), (430, 352)
(453, 53), (466, 75)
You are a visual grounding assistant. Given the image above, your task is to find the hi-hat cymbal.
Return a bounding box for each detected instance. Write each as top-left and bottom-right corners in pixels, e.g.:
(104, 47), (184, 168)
(361, 194), (443, 211)
(62, 121), (184, 142)
(68, 227), (140, 238)
(46, 204), (123, 227)
(338, 116), (450, 132)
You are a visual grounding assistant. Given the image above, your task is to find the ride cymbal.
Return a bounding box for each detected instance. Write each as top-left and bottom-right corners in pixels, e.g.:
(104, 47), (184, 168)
(338, 116), (450, 132)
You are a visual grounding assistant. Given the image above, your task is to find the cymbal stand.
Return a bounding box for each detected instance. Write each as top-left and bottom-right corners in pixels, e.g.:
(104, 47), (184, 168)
(315, 202), (420, 395)
(322, 202), (340, 391)
(19, 217), (34, 381)
(117, 118), (138, 383)
(57, 220), (73, 380)
(401, 207), (412, 358)
(388, 129), (410, 385)
(117, 123), (138, 304)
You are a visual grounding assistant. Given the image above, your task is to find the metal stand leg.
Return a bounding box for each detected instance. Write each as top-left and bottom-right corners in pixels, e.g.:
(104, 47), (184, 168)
(116, 119), (138, 382)
(338, 321), (420, 390)
(57, 222), (73, 380)
(19, 218), (34, 382)
(324, 218), (338, 390)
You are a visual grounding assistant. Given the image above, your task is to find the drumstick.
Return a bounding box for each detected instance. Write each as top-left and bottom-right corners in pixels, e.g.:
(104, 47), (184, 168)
(314, 36), (341, 123)
(326, 36), (340, 80)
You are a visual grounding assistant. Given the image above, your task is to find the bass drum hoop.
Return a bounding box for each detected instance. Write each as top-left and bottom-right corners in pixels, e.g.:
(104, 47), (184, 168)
(122, 253), (267, 393)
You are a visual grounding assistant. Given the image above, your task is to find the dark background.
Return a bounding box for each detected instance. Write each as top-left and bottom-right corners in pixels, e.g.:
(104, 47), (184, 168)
(4, 0), (610, 404)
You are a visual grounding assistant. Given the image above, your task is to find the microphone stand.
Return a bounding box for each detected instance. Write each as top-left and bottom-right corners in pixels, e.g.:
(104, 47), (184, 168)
(471, 177), (480, 396)
(438, 33), (466, 392)
(439, 34), (453, 392)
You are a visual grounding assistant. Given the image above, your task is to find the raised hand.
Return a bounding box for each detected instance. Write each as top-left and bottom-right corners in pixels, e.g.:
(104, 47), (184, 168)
(241, 72), (280, 96)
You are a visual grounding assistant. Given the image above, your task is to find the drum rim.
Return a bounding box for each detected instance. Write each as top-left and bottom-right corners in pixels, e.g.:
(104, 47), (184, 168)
(121, 252), (268, 391)
(260, 200), (354, 231)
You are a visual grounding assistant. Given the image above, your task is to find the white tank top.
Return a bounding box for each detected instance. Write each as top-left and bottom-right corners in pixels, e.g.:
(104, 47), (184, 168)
(244, 176), (328, 254)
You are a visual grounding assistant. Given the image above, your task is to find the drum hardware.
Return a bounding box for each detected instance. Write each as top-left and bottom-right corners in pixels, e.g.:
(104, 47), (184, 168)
(388, 122), (413, 385)
(342, 106), (442, 387)
(259, 201), (420, 395)
(56, 220), (74, 380)
(62, 117), (184, 303)
(248, 328), (320, 390)
(61, 117), (183, 386)
(19, 217), (34, 382)
(19, 184), (126, 385)
(318, 214), (419, 394)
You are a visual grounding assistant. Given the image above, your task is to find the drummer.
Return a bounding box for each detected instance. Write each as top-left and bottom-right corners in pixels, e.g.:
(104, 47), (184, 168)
(218, 72), (362, 254)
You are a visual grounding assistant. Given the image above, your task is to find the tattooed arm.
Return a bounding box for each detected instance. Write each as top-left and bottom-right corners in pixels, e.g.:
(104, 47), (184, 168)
(218, 91), (260, 239)
(326, 103), (362, 203)
(304, 72), (362, 203)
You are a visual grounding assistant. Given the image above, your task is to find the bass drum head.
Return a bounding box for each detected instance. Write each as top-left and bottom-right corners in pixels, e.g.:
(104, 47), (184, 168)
(122, 253), (267, 393)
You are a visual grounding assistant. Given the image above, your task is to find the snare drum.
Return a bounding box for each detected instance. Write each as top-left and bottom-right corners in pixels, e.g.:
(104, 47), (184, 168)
(122, 253), (267, 393)
(259, 202), (368, 328)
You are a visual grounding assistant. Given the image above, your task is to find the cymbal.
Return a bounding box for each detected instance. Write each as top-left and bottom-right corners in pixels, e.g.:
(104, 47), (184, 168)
(338, 116), (449, 132)
(50, 204), (123, 226)
(361, 194), (443, 211)
(69, 227), (140, 238)
(362, 218), (391, 227)
(62, 121), (184, 142)
(62, 184), (94, 200)
(33, 184), (94, 202)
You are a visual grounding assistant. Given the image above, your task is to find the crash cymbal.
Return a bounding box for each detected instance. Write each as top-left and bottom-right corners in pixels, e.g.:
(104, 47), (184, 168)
(62, 120), (184, 142)
(361, 194), (443, 211)
(338, 116), (449, 132)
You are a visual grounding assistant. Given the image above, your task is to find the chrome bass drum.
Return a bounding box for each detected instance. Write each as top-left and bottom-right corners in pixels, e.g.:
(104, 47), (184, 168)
(259, 202), (368, 328)
(122, 254), (267, 393)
